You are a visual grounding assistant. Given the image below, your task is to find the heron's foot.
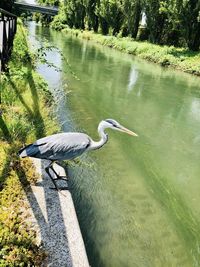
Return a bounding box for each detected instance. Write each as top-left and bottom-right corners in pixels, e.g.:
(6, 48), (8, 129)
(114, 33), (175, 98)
(54, 175), (68, 181)
(49, 177), (69, 191)
(49, 186), (69, 191)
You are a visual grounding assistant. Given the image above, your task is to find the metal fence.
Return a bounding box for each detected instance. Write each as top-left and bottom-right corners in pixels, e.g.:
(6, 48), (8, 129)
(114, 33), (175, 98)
(0, 8), (17, 72)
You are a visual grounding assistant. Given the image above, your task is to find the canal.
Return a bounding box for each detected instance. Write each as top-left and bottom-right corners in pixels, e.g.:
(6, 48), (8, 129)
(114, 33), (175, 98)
(28, 22), (200, 267)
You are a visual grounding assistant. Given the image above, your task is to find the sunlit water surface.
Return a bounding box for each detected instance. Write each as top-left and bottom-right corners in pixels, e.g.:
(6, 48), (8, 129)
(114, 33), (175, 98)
(28, 22), (200, 267)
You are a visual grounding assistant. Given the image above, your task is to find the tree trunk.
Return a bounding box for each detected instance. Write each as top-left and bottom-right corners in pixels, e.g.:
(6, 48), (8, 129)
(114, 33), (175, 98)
(130, 2), (141, 38)
(99, 17), (109, 35)
(188, 24), (200, 51)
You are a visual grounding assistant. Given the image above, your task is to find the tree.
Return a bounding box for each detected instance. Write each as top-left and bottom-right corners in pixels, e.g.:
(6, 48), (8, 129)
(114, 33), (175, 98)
(52, 0), (200, 51)
(86, 0), (99, 32)
(159, 0), (200, 50)
(97, 0), (123, 35)
(63, 0), (86, 29)
(144, 0), (167, 43)
(37, 0), (60, 6)
(36, 0), (60, 25)
(122, 0), (142, 38)
(158, 0), (182, 46)
(0, 0), (14, 11)
(74, 0), (86, 29)
(181, 0), (200, 50)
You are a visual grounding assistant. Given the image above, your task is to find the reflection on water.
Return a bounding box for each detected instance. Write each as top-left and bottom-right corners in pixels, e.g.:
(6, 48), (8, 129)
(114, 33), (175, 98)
(28, 22), (200, 267)
(127, 65), (138, 92)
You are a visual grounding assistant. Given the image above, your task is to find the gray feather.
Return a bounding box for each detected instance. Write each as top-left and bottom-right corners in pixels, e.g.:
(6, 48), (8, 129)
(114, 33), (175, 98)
(19, 133), (91, 160)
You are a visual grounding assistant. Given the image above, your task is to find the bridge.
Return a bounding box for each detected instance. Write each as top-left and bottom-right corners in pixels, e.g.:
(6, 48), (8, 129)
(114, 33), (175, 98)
(14, 2), (59, 16)
(0, 2), (58, 72)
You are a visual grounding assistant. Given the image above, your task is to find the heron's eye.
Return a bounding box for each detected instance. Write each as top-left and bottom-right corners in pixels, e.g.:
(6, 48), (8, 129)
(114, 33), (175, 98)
(105, 119), (119, 128)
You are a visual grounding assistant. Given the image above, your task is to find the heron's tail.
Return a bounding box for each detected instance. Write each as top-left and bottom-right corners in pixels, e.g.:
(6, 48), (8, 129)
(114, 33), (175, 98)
(18, 144), (33, 158)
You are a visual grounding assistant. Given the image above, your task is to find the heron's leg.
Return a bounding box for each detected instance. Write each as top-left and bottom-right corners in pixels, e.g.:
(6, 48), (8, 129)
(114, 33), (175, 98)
(45, 162), (60, 191)
(49, 164), (69, 190)
(45, 162), (69, 191)
(50, 161), (68, 180)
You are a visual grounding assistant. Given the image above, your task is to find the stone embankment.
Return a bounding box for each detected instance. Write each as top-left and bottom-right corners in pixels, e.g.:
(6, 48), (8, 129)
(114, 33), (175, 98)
(25, 159), (90, 267)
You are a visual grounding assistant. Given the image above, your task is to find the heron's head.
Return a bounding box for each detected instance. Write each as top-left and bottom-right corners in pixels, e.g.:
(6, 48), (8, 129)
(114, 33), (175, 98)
(100, 119), (138, 136)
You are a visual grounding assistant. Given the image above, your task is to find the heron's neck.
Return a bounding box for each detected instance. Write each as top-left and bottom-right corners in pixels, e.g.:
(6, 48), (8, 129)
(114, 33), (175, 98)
(89, 123), (108, 150)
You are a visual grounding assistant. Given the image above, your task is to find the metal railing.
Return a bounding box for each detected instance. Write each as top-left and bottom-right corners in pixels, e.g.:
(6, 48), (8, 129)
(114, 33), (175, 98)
(0, 8), (17, 72)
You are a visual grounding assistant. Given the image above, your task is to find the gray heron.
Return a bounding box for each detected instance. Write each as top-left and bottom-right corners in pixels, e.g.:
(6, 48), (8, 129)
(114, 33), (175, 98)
(19, 119), (138, 190)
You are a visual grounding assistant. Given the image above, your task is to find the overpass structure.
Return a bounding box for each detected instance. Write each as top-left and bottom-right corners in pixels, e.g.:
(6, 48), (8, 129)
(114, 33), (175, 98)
(0, 2), (58, 71)
(14, 2), (59, 15)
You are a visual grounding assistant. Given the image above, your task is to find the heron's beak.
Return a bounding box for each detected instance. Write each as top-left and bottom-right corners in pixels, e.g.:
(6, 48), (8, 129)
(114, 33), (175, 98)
(119, 126), (138, 136)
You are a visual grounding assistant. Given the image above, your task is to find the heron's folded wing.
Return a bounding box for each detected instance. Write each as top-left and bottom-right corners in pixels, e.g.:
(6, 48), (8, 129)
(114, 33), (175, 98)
(33, 133), (91, 160)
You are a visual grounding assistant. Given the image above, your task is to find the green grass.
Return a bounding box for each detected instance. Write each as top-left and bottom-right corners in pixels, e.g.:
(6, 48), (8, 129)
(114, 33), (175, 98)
(0, 21), (59, 266)
(60, 28), (200, 76)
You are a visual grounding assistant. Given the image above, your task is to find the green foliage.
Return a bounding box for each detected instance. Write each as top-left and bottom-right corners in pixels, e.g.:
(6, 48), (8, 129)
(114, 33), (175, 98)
(180, 0), (200, 51)
(10, 37), (31, 65)
(37, 0), (60, 6)
(52, 0), (200, 51)
(122, 0), (141, 38)
(143, 0), (167, 44)
(143, 0), (200, 49)
(0, 156), (46, 266)
(35, 0), (60, 25)
(85, 0), (99, 32)
(0, 21), (59, 266)
(64, 0), (86, 29)
(97, 0), (123, 35)
(51, 5), (68, 31)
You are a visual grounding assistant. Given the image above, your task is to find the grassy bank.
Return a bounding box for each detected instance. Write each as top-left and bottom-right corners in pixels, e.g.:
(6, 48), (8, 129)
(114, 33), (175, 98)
(0, 21), (59, 266)
(60, 28), (200, 76)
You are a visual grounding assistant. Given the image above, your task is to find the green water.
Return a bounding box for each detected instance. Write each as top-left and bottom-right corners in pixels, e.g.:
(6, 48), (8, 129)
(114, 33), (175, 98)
(30, 22), (200, 267)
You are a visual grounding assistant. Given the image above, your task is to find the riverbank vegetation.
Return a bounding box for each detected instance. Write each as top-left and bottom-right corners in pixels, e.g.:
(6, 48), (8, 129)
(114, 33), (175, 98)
(50, 0), (200, 51)
(60, 28), (200, 76)
(0, 21), (58, 266)
(37, 0), (200, 76)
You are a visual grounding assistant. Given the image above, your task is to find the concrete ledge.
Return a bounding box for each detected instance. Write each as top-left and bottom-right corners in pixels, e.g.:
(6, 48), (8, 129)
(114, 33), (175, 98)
(24, 158), (90, 267)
